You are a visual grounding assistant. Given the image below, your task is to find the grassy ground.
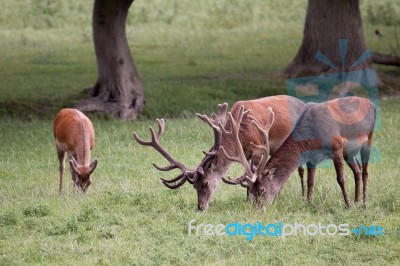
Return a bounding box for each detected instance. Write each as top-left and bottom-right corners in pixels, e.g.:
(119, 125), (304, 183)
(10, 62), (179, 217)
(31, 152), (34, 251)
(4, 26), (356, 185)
(0, 0), (400, 265)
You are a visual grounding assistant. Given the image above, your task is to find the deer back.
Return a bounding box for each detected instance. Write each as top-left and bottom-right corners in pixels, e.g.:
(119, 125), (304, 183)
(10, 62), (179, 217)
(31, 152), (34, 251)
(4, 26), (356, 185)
(290, 97), (375, 157)
(226, 95), (305, 158)
(54, 108), (95, 166)
(264, 96), (376, 178)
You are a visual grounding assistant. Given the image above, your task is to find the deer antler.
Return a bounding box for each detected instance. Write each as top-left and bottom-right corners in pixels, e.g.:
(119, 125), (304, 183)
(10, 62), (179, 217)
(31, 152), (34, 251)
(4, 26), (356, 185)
(196, 102), (228, 157)
(221, 106), (275, 187)
(249, 107), (275, 177)
(219, 105), (255, 188)
(133, 119), (198, 189)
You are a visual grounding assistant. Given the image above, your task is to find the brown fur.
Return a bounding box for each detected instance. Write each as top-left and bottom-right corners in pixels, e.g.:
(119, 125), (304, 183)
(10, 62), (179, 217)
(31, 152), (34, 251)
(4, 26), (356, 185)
(194, 95), (306, 210)
(134, 95), (306, 211)
(54, 108), (98, 193)
(229, 95), (302, 159)
(251, 97), (376, 208)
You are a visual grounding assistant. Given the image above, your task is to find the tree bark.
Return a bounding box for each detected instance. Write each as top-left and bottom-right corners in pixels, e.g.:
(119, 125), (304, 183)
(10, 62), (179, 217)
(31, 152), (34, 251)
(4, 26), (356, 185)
(74, 0), (144, 121)
(282, 0), (376, 78)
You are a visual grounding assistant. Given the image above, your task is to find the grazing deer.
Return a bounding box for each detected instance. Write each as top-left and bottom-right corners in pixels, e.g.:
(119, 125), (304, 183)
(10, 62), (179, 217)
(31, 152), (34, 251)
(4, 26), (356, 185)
(222, 97), (376, 208)
(54, 108), (98, 193)
(133, 95), (305, 210)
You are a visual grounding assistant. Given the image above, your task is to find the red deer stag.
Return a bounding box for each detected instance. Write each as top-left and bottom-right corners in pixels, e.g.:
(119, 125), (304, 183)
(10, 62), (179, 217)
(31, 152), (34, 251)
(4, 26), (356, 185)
(222, 97), (376, 208)
(54, 108), (98, 193)
(133, 95), (305, 210)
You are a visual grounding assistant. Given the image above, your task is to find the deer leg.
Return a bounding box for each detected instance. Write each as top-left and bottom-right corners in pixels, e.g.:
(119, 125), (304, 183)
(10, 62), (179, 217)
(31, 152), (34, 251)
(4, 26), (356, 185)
(361, 163), (369, 207)
(360, 144), (371, 207)
(306, 164), (316, 204)
(298, 166), (305, 197)
(355, 157), (362, 172)
(345, 157), (362, 204)
(332, 152), (350, 208)
(57, 150), (65, 193)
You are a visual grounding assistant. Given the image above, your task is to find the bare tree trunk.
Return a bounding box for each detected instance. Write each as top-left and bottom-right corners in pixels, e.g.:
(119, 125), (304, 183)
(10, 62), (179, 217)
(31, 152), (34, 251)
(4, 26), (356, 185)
(74, 0), (144, 121)
(282, 0), (376, 78)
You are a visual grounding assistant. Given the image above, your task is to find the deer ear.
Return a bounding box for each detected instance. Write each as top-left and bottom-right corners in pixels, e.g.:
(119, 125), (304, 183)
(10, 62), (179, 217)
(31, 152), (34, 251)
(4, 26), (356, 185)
(196, 167), (204, 176)
(89, 158), (98, 175)
(69, 159), (81, 175)
(267, 167), (277, 179)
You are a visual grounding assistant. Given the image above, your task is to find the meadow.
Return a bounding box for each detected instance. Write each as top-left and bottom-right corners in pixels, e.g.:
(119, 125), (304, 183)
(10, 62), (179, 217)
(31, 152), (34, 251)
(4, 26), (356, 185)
(0, 0), (400, 265)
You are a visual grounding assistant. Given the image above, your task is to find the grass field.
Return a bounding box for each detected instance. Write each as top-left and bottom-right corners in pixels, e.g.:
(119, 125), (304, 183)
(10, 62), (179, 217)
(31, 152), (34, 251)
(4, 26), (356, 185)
(1, 0), (400, 265)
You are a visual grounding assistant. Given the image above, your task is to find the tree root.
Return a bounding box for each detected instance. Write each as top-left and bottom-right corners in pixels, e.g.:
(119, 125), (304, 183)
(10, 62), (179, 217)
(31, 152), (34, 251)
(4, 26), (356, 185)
(74, 96), (141, 121)
(372, 52), (400, 67)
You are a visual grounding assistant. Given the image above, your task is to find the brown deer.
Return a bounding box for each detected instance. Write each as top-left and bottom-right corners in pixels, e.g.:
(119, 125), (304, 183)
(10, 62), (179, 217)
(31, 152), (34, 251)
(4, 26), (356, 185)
(133, 95), (305, 210)
(54, 108), (98, 193)
(222, 97), (376, 208)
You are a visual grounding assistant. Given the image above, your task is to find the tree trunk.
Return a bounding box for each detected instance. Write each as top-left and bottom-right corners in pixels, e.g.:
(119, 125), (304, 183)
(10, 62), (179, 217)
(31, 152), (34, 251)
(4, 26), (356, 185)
(282, 0), (376, 78)
(74, 0), (144, 121)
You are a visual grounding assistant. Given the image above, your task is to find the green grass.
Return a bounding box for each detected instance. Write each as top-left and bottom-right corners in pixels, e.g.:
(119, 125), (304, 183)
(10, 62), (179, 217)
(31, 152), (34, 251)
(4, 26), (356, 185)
(1, 0), (400, 265)
(1, 103), (400, 265)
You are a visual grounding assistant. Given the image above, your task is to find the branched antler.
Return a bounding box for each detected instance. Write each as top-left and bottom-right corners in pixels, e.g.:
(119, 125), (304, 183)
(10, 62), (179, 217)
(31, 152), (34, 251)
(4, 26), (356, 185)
(220, 105), (254, 187)
(196, 102), (228, 157)
(133, 119), (198, 189)
(249, 107), (275, 178)
(221, 106), (275, 188)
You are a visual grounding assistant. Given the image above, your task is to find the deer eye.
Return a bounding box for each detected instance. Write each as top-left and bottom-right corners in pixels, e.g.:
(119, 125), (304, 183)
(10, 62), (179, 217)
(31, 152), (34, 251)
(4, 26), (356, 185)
(202, 181), (209, 188)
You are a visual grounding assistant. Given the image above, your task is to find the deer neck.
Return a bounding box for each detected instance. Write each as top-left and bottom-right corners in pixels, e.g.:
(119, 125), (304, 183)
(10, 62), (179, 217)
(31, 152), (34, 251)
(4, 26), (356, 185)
(266, 136), (323, 185)
(214, 154), (231, 176)
(205, 149), (234, 179)
(74, 110), (91, 167)
(265, 138), (302, 184)
(74, 141), (90, 167)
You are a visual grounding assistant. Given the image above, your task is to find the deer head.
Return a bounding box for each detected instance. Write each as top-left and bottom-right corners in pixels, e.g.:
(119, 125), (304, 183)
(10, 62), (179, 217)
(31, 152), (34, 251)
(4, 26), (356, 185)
(133, 103), (228, 211)
(69, 156), (98, 192)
